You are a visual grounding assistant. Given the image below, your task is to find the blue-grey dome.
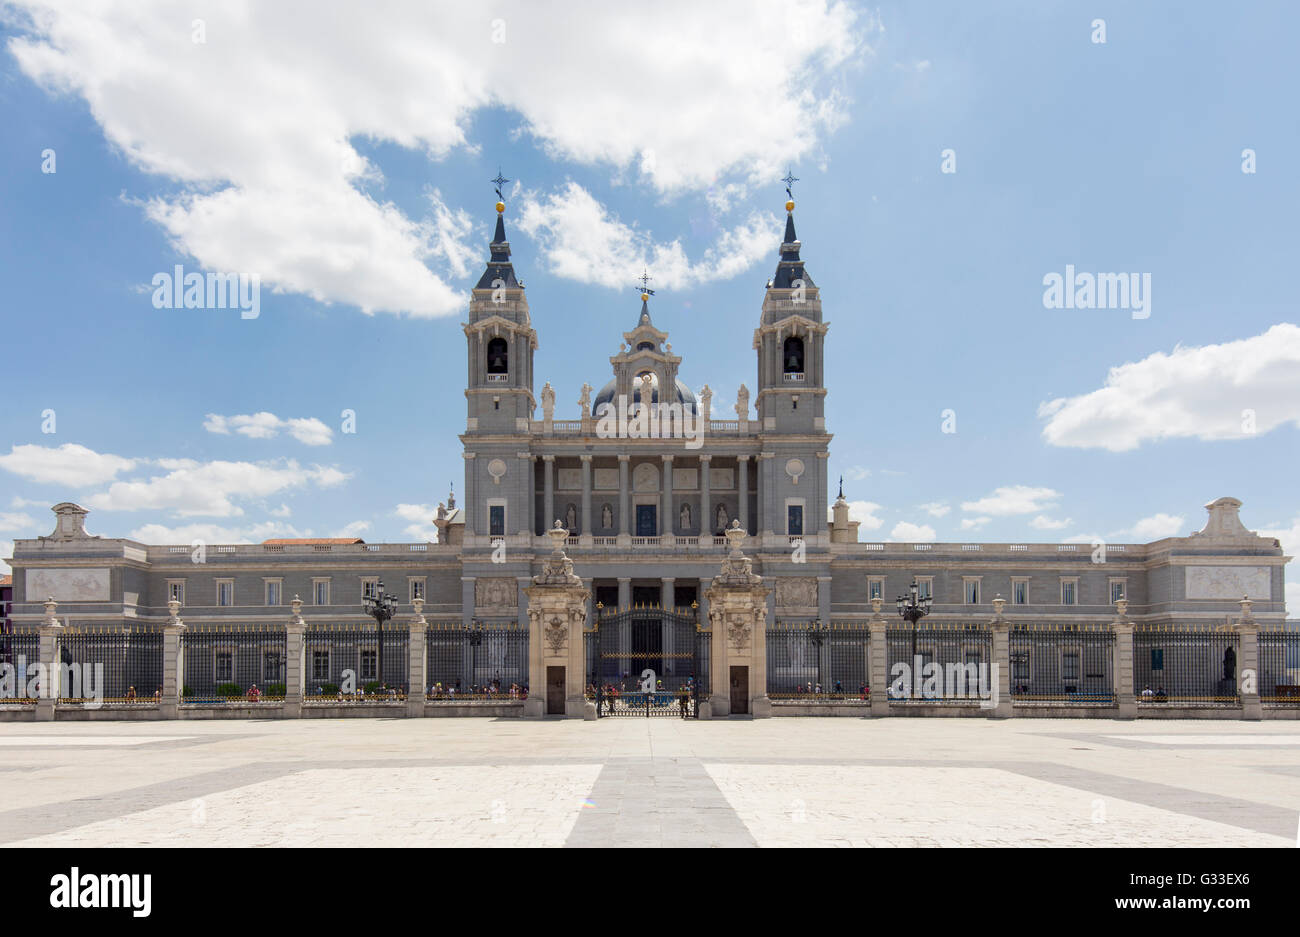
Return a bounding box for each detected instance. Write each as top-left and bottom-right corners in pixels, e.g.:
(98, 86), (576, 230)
(593, 376), (697, 412)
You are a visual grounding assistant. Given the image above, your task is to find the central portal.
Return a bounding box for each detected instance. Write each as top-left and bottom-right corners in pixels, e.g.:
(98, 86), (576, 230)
(589, 605), (708, 718)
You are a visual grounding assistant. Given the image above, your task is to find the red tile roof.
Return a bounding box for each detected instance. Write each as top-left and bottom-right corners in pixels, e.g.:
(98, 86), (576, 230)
(0, 575), (11, 586)
(261, 538), (365, 545)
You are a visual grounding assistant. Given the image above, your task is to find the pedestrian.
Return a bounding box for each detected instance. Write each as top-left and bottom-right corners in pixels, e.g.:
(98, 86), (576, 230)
(125, 685), (137, 703)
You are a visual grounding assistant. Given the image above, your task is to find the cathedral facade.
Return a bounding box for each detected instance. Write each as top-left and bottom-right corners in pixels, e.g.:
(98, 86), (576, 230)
(5, 200), (1291, 637)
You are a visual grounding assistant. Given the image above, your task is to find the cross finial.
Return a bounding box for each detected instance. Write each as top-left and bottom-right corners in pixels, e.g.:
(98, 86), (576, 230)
(492, 169), (509, 201)
(636, 268), (655, 297)
(782, 169), (799, 199)
(838, 475), (843, 499)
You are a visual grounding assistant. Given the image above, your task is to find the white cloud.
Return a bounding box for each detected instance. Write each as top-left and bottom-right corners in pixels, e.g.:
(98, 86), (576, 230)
(0, 541), (12, 574)
(888, 521), (935, 542)
(7, 1), (867, 316)
(204, 412), (333, 446)
(0, 512), (37, 532)
(1029, 515), (1071, 530)
(960, 517), (991, 531)
(269, 504), (292, 518)
(1039, 323), (1300, 451)
(845, 500), (884, 530)
(844, 466), (871, 481)
(1256, 516), (1300, 616)
(919, 501), (950, 518)
(86, 459), (350, 517)
(396, 503), (437, 541)
(961, 485), (1060, 516)
(515, 183), (777, 289)
(0, 443), (136, 487)
(129, 520), (309, 544)
(333, 520), (371, 539)
(1126, 513), (1185, 541)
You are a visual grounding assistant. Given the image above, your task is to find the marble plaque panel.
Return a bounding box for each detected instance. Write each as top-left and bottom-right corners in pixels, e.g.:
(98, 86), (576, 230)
(594, 468), (619, 490)
(710, 468), (735, 490)
(673, 468), (699, 490)
(557, 468), (582, 490)
(1184, 566), (1270, 600)
(26, 568), (111, 602)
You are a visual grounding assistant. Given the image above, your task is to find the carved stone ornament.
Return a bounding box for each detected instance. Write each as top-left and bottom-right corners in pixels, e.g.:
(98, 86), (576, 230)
(714, 519), (762, 586)
(727, 616), (751, 652)
(774, 577), (817, 608)
(544, 616), (567, 653)
(475, 577), (517, 609)
(534, 520), (581, 585)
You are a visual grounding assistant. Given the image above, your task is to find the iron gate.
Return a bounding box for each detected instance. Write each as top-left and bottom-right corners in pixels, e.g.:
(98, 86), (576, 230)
(588, 606), (707, 718)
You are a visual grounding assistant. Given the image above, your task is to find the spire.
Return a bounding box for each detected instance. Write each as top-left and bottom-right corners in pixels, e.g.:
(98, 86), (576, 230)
(475, 172), (520, 290)
(771, 194), (813, 289)
(837, 475), (844, 500)
(634, 268), (656, 327)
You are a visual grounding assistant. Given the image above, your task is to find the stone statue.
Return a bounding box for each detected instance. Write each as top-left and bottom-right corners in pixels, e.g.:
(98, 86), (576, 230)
(565, 503), (577, 531)
(578, 382), (593, 419)
(716, 504), (729, 534)
(700, 384), (712, 420)
(541, 382), (555, 421)
(639, 372), (654, 408)
(601, 504), (613, 530)
(680, 502), (692, 531)
(736, 384), (749, 421)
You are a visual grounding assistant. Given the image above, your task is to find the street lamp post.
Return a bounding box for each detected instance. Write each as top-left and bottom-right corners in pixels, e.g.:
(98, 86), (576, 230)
(363, 580), (399, 692)
(896, 579), (933, 698)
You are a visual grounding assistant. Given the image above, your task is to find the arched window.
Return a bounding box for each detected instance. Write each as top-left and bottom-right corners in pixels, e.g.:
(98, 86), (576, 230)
(486, 337), (508, 374)
(783, 336), (805, 374)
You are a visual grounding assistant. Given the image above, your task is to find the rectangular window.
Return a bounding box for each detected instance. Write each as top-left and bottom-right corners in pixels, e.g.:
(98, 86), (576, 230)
(313, 580), (330, 606)
(787, 504), (804, 536)
(1062, 650), (1080, 683)
(265, 580), (282, 606)
(916, 578), (933, 601)
(489, 504), (505, 537)
(1110, 580), (1126, 604)
(868, 578), (884, 601)
(215, 651), (233, 683)
(964, 579), (980, 604)
(312, 650), (330, 682)
(410, 578), (426, 602)
(167, 581), (185, 605)
(362, 578), (378, 601)
(360, 649), (377, 681)
(1012, 579), (1028, 605)
(263, 650), (284, 683)
(217, 581), (234, 607)
(1061, 580), (1077, 605)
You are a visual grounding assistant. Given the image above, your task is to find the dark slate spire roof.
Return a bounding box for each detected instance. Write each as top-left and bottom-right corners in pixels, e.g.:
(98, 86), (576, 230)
(771, 205), (814, 290)
(474, 208), (520, 290)
(636, 297), (652, 327)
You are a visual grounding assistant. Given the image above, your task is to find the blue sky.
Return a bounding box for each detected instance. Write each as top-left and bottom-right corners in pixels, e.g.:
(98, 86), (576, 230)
(0, 1), (1297, 601)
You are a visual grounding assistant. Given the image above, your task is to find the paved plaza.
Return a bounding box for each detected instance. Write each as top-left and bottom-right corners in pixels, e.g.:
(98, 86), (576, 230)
(1, 718), (1297, 848)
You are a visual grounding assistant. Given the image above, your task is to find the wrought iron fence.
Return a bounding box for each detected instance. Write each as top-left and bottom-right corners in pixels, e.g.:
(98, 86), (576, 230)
(425, 621), (528, 701)
(886, 622), (992, 701)
(0, 628), (40, 705)
(57, 625), (165, 703)
(1132, 625), (1240, 703)
(767, 620), (870, 702)
(1259, 628), (1300, 705)
(182, 624), (288, 703)
(305, 623), (410, 701)
(1009, 624), (1114, 704)
(590, 606), (705, 717)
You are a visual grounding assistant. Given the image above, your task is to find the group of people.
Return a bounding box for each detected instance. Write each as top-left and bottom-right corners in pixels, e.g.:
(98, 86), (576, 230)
(788, 681), (856, 698)
(1140, 684), (1169, 700)
(426, 679), (526, 700)
(121, 686), (163, 703)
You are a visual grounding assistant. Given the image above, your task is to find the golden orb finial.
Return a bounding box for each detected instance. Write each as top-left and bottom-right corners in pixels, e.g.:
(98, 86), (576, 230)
(641, 292), (650, 302)
(496, 201), (505, 214)
(785, 199), (795, 212)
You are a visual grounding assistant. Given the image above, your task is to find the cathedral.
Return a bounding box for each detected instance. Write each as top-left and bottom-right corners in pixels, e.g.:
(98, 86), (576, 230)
(5, 196), (1290, 642)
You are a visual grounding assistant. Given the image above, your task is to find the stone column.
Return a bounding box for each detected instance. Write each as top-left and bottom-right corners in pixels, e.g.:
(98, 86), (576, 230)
(661, 577), (676, 680)
(988, 596), (1012, 718)
(35, 596), (62, 722)
(737, 456), (749, 535)
(1233, 596), (1262, 721)
(282, 600), (304, 717)
(528, 456), (538, 535)
(704, 521), (772, 718)
(407, 597), (427, 716)
(617, 455), (631, 545)
(699, 454), (712, 541)
(661, 454), (673, 539)
(617, 577), (632, 676)
(580, 454), (593, 543)
(464, 451), (477, 535)
(868, 597), (889, 716)
(1112, 599), (1136, 720)
(161, 600), (186, 720)
(543, 455), (555, 530)
(618, 577), (631, 611)
(523, 521), (593, 719)
(461, 577), (475, 627)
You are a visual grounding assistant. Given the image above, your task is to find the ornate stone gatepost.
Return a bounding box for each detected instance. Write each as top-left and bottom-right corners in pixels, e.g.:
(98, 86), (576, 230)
(35, 596), (62, 722)
(161, 599), (187, 720)
(1112, 598), (1136, 720)
(523, 521), (592, 718)
(988, 596), (1013, 719)
(1233, 596), (1262, 721)
(867, 597), (889, 717)
(407, 597), (428, 717)
(704, 520), (772, 718)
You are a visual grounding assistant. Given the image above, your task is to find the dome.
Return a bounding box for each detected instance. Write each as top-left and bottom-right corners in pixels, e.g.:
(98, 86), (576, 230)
(593, 376), (698, 412)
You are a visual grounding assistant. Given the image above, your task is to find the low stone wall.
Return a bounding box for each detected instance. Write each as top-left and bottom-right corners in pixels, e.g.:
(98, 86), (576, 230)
(771, 703), (870, 717)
